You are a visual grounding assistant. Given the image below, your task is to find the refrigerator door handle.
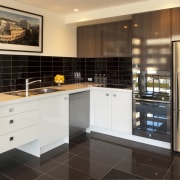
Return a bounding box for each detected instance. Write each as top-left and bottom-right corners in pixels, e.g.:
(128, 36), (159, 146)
(175, 72), (179, 110)
(174, 72), (179, 110)
(177, 72), (179, 110)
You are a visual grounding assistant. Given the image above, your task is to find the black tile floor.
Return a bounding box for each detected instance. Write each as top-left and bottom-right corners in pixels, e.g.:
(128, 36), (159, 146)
(0, 132), (180, 180)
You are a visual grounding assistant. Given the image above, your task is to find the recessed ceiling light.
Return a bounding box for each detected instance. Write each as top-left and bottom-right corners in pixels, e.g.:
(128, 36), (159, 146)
(123, 25), (128, 29)
(74, 9), (79, 12)
(133, 23), (138, 27)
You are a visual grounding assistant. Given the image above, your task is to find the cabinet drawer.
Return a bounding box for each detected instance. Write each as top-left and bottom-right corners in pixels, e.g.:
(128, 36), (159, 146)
(0, 125), (39, 153)
(0, 110), (39, 136)
(0, 101), (38, 117)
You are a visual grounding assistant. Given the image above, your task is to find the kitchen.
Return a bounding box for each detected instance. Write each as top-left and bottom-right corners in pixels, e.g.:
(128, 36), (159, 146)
(1, 0), (180, 179)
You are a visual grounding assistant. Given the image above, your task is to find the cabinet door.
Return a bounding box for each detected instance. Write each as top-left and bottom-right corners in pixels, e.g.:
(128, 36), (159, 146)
(77, 26), (96, 57)
(39, 94), (69, 147)
(132, 9), (171, 71)
(95, 23), (116, 57)
(111, 91), (132, 134)
(171, 7), (180, 41)
(92, 90), (111, 129)
(115, 20), (132, 57)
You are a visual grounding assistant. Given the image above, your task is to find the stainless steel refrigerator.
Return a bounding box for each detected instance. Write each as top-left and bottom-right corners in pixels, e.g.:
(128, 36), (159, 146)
(173, 41), (180, 152)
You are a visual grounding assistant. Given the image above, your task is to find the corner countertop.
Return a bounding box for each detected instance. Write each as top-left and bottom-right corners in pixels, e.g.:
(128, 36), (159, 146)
(0, 82), (132, 105)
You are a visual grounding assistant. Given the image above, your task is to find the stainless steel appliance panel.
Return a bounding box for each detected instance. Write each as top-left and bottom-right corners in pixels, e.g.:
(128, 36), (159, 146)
(173, 41), (180, 152)
(173, 42), (180, 111)
(69, 91), (90, 139)
(173, 110), (180, 151)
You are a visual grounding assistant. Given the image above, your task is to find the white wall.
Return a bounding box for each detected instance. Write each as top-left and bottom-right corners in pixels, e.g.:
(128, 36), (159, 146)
(1, 0), (77, 57)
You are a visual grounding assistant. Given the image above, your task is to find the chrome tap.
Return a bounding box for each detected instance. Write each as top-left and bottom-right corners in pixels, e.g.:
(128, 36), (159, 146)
(25, 78), (41, 97)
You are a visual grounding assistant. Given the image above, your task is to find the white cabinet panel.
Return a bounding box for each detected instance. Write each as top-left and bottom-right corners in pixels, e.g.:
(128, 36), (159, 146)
(111, 91), (132, 134)
(92, 90), (111, 129)
(0, 100), (39, 154)
(0, 101), (38, 117)
(39, 94), (69, 147)
(92, 89), (132, 134)
(0, 125), (38, 153)
(0, 110), (38, 136)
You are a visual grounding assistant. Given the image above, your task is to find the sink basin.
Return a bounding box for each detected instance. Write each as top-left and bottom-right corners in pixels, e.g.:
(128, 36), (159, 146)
(30, 88), (60, 94)
(5, 88), (64, 97)
(5, 91), (38, 97)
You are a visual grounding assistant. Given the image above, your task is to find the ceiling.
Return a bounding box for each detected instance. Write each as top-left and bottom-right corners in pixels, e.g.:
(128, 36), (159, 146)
(13, 0), (149, 14)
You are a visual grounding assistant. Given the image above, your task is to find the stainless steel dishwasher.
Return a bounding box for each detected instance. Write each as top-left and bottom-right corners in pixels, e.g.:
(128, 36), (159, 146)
(69, 91), (90, 139)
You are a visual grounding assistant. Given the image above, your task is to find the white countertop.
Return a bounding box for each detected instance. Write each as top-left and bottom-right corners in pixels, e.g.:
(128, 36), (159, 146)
(0, 82), (132, 106)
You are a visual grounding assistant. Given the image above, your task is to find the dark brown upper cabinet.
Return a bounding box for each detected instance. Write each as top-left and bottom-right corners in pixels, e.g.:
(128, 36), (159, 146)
(77, 20), (132, 58)
(171, 7), (180, 41)
(95, 22), (116, 57)
(115, 20), (132, 57)
(77, 25), (96, 58)
(132, 9), (171, 71)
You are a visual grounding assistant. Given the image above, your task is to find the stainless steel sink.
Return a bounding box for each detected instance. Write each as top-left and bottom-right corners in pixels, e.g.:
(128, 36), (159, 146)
(30, 88), (60, 94)
(5, 88), (63, 97)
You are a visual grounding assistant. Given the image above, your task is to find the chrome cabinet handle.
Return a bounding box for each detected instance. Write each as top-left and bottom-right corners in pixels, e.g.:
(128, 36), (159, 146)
(9, 120), (14, 124)
(106, 93), (109, 96)
(9, 137), (14, 141)
(9, 108), (14, 113)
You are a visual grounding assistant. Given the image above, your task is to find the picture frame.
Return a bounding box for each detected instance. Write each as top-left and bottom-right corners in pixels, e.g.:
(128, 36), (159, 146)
(0, 5), (43, 53)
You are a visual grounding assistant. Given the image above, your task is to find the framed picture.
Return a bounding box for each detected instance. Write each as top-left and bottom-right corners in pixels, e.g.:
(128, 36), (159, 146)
(0, 5), (43, 53)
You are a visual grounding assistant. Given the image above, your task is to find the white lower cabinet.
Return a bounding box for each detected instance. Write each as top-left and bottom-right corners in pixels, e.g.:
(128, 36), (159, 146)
(39, 94), (69, 153)
(0, 125), (38, 153)
(92, 89), (132, 134)
(0, 101), (39, 153)
(111, 90), (132, 134)
(92, 90), (111, 129)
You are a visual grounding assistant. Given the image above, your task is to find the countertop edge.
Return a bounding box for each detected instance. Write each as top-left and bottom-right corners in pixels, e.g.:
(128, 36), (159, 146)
(0, 83), (132, 106)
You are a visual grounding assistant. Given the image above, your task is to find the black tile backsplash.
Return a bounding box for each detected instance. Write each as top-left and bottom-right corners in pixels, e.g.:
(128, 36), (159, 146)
(0, 54), (132, 92)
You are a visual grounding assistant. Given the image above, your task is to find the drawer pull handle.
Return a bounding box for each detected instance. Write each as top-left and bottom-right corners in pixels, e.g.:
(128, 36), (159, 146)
(9, 108), (14, 112)
(9, 120), (14, 124)
(106, 93), (109, 96)
(113, 94), (117, 97)
(9, 137), (14, 141)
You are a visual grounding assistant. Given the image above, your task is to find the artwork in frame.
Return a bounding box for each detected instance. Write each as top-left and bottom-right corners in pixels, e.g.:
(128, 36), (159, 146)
(0, 5), (43, 53)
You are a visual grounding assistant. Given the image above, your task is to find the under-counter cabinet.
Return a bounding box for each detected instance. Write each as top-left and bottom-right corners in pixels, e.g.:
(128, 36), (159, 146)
(92, 89), (132, 134)
(92, 89), (111, 129)
(0, 101), (39, 153)
(111, 90), (132, 134)
(39, 93), (69, 154)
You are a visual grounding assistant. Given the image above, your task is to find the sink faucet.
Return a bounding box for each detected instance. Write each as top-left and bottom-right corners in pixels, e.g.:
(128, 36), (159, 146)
(25, 78), (41, 97)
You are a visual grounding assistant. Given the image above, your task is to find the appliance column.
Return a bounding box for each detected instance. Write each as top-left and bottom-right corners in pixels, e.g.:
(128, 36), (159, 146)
(173, 41), (180, 152)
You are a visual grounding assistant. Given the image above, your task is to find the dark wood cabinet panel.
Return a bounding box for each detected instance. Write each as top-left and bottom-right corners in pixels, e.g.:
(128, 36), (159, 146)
(95, 22), (116, 57)
(132, 9), (171, 71)
(171, 7), (180, 40)
(115, 20), (132, 57)
(77, 26), (96, 57)
(77, 21), (132, 57)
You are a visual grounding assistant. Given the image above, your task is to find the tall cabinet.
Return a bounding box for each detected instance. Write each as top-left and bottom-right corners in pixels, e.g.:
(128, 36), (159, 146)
(132, 9), (172, 142)
(171, 7), (180, 41)
(132, 9), (171, 71)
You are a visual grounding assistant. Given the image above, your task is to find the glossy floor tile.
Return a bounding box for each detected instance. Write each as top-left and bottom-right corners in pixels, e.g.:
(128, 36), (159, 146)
(0, 132), (180, 180)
